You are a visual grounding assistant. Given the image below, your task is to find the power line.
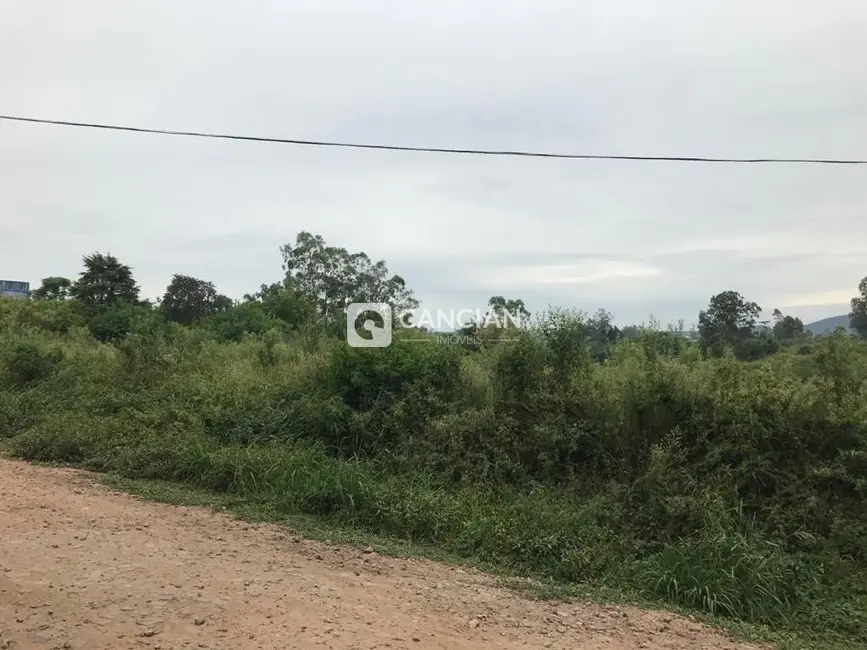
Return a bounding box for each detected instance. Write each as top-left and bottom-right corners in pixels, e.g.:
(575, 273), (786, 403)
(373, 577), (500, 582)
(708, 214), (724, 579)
(1, 113), (866, 165)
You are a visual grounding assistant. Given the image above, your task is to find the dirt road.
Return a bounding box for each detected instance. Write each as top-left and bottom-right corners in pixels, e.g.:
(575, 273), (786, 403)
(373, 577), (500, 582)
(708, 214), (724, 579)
(0, 460), (763, 650)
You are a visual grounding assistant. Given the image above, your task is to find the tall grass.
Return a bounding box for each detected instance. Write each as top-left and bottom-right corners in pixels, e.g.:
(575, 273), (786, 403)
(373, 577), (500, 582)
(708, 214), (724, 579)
(1, 298), (866, 644)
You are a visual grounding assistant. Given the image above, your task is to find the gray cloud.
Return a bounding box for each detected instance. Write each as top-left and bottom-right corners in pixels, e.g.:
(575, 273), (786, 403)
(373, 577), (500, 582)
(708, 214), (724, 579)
(2, 0), (866, 326)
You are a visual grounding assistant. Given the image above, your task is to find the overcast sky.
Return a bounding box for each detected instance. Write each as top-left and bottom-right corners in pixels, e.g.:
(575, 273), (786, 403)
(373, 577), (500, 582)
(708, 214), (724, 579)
(2, 0), (866, 326)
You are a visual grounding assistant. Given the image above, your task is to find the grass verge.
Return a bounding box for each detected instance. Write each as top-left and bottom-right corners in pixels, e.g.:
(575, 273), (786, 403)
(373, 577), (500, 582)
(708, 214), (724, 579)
(68, 465), (864, 650)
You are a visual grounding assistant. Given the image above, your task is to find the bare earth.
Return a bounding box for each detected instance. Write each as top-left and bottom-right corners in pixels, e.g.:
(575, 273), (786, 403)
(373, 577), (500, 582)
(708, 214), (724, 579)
(0, 460), (765, 650)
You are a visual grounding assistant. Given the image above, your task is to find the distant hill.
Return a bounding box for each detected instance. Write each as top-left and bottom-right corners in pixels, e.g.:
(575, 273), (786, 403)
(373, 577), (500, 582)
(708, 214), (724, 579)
(805, 314), (852, 336)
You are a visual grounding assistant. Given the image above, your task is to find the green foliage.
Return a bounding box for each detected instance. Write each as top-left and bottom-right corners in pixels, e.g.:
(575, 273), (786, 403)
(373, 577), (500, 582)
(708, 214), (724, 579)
(322, 333), (465, 457)
(815, 329), (862, 406)
(851, 276), (867, 339)
(772, 308), (806, 341)
(485, 295), (531, 325)
(737, 331), (780, 361)
(70, 252), (142, 308)
(2, 342), (64, 388)
(243, 278), (317, 330)
(87, 302), (161, 343)
(31, 276), (73, 301)
(198, 301), (288, 342)
(0, 297), (85, 334)
(533, 307), (591, 376)
(280, 231), (418, 326)
(3, 297), (867, 644)
(4, 241), (867, 647)
(699, 291), (778, 361)
(160, 273), (233, 325)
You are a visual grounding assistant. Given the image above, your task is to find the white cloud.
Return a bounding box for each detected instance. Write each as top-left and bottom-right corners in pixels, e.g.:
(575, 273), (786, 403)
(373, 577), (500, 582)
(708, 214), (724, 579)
(481, 261), (664, 288)
(780, 290), (855, 308)
(2, 0), (866, 325)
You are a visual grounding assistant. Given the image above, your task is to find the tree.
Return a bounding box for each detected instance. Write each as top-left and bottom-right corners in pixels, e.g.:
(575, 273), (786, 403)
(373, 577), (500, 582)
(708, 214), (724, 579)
(698, 290), (762, 357)
(160, 274), (233, 325)
(87, 302), (150, 343)
(484, 296), (530, 326)
(585, 308), (620, 362)
(31, 276), (72, 301)
(214, 294), (234, 312)
(588, 308), (621, 341)
(243, 278), (316, 329)
(771, 308), (805, 340)
(453, 296), (530, 349)
(850, 276), (867, 338)
(533, 307), (592, 376)
(279, 231), (418, 326)
(199, 301), (287, 343)
(71, 253), (141, 309)
(619, 324), (643, 340)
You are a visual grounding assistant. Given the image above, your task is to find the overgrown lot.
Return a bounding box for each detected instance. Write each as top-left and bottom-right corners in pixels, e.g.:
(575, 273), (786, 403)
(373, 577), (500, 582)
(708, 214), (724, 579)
(2, 241), (867, 648)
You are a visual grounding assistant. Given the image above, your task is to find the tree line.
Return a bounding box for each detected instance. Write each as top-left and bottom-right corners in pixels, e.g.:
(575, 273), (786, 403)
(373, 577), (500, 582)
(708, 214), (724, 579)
(22, 230), (867, 356)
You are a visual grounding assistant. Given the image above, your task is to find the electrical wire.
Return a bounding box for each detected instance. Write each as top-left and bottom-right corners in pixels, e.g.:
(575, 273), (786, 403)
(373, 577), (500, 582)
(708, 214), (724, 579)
(1, 113), (865, 165)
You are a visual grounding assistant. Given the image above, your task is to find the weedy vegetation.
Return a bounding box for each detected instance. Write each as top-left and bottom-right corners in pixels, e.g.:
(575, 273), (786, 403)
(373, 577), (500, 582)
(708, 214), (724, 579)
(2, 234), (867, 649)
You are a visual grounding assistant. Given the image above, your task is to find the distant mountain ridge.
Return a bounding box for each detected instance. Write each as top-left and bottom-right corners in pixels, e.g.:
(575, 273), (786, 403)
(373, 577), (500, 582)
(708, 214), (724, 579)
(805, 314), (852, 335)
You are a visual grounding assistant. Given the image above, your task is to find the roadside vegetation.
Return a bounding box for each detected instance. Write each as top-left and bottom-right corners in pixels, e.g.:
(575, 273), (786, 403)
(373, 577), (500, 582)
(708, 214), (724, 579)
(2, 232), (867, 648)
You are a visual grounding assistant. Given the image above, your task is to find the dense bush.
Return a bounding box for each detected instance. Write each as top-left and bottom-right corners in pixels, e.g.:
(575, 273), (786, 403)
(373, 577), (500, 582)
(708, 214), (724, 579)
(1, 295), (866, 646)
(2, 342), (64, 388)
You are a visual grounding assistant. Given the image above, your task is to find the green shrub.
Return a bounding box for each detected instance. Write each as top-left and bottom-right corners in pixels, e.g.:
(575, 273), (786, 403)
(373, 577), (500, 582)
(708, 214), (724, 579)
(2, 342), (64, 388)
(2, 297), (867, 643)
